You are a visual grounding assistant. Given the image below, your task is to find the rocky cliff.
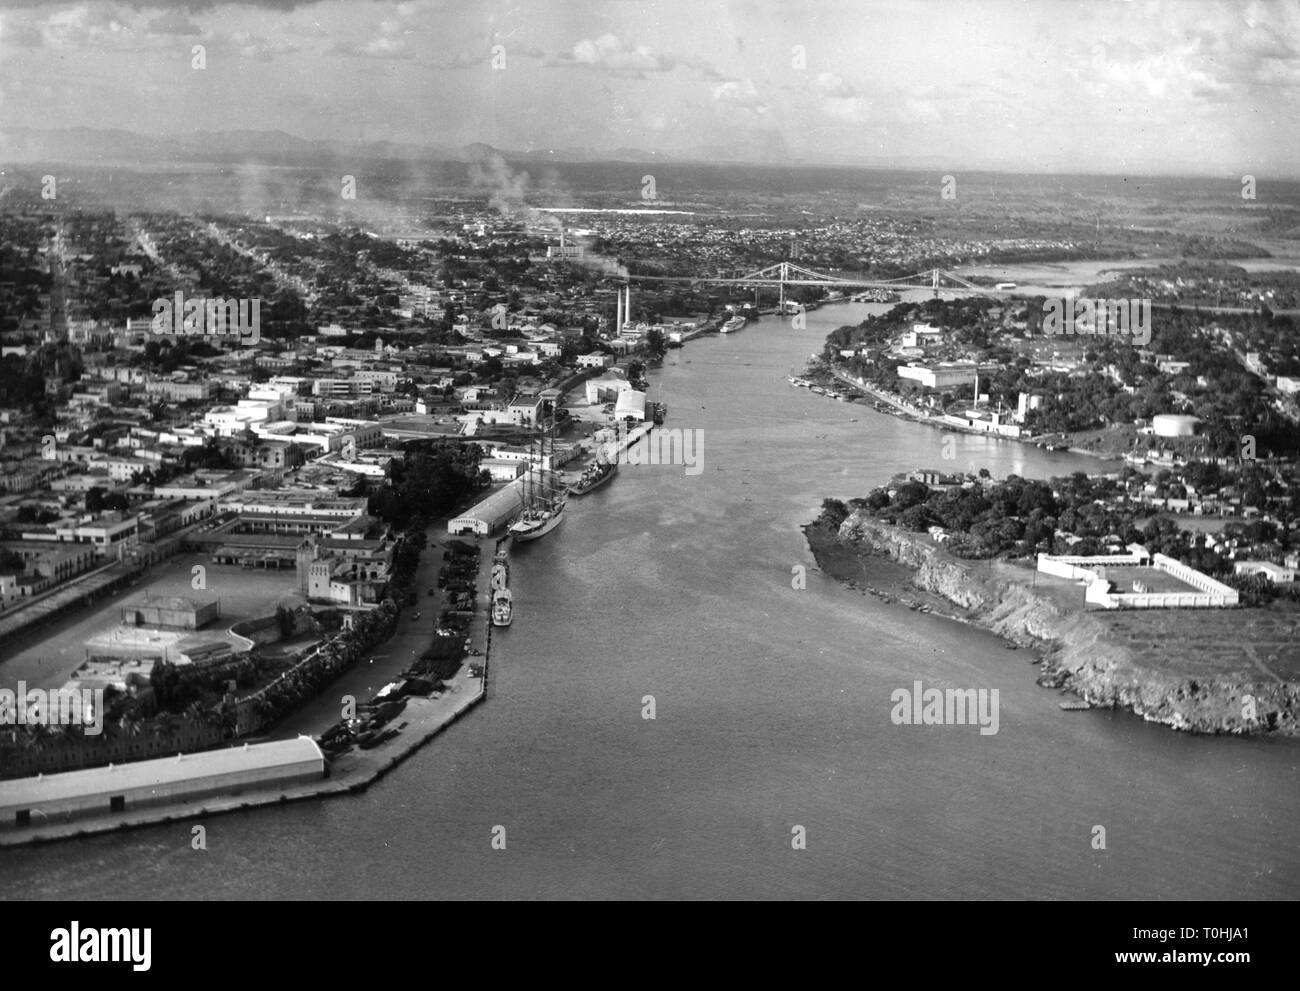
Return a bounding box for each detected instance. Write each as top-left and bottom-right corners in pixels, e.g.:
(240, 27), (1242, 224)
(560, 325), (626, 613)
(815, 513), (1298, 737)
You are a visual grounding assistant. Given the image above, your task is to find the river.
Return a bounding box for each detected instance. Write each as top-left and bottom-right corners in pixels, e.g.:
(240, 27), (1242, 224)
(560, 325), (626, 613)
(3, 302), (1297, 899)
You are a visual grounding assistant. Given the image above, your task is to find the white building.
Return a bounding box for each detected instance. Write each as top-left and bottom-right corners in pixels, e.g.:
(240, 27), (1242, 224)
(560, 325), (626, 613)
(0, 737), (326, 828)
(1234, 561), (1296, 583)
(897, 362), (980, 389)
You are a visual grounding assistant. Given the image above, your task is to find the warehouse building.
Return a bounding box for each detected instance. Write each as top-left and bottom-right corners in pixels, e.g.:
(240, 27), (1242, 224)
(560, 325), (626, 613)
(0, 737), (326, 829)
(120, 595), (221, 630)
(448, 481), (526, 536)
(614, 390), (647, 422)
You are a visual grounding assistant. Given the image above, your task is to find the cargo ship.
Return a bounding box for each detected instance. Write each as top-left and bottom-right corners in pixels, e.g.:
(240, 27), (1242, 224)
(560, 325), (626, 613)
(569, 460), (617, 495)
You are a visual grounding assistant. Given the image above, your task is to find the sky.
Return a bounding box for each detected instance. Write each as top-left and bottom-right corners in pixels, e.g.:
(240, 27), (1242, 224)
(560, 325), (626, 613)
(0, 0), (1296, 176)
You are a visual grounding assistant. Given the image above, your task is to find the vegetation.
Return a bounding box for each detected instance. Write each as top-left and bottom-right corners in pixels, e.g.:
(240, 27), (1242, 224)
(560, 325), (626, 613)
(826, 471), (1298, 604)
(367, 441), (486, 530)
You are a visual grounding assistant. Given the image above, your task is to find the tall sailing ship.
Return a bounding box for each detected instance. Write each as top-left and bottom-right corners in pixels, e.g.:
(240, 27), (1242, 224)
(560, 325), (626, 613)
(509, 410), (567, 542)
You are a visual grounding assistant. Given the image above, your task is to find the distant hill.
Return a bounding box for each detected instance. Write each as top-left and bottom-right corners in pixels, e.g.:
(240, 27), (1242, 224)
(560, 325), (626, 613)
(0, 126), (671, 168)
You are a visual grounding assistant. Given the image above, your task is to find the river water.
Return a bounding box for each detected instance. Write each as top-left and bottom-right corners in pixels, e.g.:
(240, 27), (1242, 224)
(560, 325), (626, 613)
(4, 302), (1297, 899)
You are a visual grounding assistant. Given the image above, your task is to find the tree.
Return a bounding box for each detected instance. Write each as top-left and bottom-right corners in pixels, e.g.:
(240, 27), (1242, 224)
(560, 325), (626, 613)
(819, 498), (850, 528)
(645, 328), (667, 359)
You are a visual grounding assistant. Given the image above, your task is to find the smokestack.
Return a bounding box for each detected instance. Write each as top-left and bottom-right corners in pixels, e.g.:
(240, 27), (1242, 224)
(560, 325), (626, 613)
(624, 286), (631, 328)
(616, 286), (623, 333)
(560, 227), (566, 250)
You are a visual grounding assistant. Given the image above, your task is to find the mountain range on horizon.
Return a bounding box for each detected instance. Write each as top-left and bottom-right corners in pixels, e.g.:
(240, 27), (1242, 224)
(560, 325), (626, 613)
(0, 126), (1277, 181)
(0, 126), (679, 170)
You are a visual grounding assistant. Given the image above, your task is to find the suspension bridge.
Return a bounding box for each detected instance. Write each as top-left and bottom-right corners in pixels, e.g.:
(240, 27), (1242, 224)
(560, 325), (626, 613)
(624, 262), (1012, 306)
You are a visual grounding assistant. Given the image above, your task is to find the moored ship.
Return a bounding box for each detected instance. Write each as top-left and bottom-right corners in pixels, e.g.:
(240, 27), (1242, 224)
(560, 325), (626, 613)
(569, 460), (618, 495)
(509, 411), (566, 542)
(720, 315), (747, 334)
(491, 587), (513, 627)
(509, 503), (564, 541)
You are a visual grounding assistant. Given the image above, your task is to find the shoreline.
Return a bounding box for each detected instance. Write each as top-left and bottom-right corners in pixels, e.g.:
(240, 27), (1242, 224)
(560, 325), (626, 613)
(0, 530), (503, 849)
(804, 514), (1299, 737)
(806, 365), (1116, 461)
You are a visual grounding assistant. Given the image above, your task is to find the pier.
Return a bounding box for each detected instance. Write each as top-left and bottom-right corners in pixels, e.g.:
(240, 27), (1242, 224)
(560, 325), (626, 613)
(0, 525), (501, 848)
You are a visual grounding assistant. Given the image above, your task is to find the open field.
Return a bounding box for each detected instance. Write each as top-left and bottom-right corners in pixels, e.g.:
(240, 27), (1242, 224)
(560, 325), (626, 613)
(1101, 605), (1300, 684)
(0, 555), (307, 692)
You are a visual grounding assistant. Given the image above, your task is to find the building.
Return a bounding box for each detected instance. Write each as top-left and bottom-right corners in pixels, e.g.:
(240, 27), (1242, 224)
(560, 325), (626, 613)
(614, 390), (647, 422)
(507, 395), (544, 426)
(901, 325), (944, 348)
(480, 458), (525, 482)
(219, 437), (306, 471)
(1036, 549), (1238, 608)
(1151, 414), (1201, 438)
(145, 378), (215, 403)
(0, 737), (326, 828)
(448, 481), (526, 536)
(294, 535), (390, 608)
(586, 370), (634, 405)
(121, 595), (222, 630)
(1233, 561), (1296, 583)
(49, 515), (139, 550)
(897, 362), (980, 390)
(576, 352), (613, 369)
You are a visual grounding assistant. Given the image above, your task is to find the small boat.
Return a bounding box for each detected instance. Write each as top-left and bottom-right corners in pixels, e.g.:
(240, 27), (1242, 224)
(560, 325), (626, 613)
(1059, 700), (1091, 711)
(491, 559), (509, 588)
(359, 727), (400, 749)
(491, 588), (513, 627)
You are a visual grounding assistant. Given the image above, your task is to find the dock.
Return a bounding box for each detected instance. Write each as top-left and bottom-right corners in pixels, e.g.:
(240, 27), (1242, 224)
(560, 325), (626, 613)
(0, 527), (502, 848)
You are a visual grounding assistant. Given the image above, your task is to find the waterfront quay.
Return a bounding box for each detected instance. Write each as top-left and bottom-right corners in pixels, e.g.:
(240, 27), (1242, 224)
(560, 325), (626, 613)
(0, 526), (501, 848)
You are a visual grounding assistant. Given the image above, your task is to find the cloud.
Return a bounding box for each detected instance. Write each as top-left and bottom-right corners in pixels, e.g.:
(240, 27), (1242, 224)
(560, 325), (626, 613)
(229, 32), (300, 59)
(553, 33), (677, 77)
(445, 42), (545, 68)
(146, 11), (202, 36)
(333, 36), (413, 59)
(16, 5), (137, 50)
(711, 78), (768, 115)
(812, 71), (855, 99)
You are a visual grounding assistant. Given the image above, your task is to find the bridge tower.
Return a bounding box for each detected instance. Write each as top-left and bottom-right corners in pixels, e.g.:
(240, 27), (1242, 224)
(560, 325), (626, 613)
(932, 268), (940, 296)
(778, 262), (788, 311)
